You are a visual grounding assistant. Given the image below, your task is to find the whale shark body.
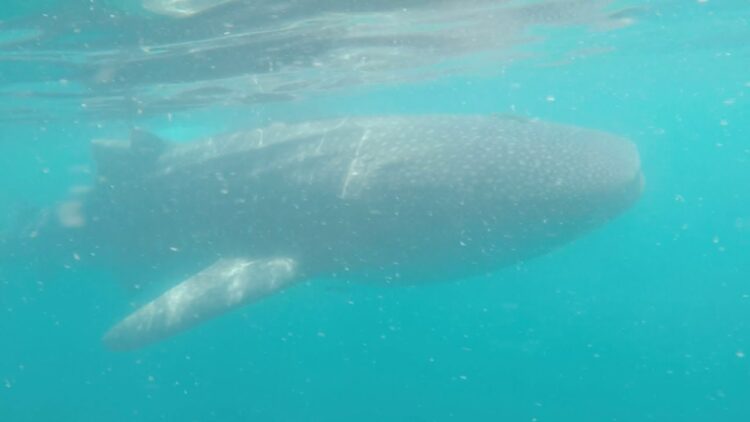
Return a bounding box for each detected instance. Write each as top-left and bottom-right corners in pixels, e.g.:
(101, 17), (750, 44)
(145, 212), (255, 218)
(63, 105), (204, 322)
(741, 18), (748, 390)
(4, 115), (643, 350)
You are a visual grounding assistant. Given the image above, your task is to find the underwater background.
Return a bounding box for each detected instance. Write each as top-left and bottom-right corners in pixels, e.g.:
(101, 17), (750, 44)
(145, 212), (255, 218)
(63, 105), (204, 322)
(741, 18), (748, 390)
(1, 0), (749, 420)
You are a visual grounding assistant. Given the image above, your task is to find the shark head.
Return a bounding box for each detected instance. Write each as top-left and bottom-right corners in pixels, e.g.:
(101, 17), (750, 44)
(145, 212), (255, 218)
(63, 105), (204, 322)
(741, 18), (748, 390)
(534, 127), (644, 226)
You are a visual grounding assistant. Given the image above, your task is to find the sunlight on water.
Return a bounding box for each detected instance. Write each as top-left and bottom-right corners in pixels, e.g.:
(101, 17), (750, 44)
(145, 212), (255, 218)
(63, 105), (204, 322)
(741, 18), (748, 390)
(0, 0), (632, 120)
(142, 0), (235, 17)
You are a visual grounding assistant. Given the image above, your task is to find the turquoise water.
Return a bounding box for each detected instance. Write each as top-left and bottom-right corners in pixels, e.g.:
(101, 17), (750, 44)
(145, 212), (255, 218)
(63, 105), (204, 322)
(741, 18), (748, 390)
(1, 1), (749, 420)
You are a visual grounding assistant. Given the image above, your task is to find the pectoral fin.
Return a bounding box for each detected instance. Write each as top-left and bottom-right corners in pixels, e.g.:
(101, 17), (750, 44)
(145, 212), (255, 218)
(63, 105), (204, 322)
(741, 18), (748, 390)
(103, 257), (299, 351)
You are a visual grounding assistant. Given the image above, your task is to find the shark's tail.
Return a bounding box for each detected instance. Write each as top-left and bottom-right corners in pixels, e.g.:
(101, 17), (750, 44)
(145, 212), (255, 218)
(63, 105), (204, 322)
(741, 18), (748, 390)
(0, 220), (34, 292)
(103, 257), (300, 351)
(0, 204), (46, 274)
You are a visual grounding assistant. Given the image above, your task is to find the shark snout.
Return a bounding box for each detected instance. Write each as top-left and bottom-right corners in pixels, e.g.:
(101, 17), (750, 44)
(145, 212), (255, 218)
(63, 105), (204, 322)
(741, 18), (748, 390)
(573, 132), (644, 220)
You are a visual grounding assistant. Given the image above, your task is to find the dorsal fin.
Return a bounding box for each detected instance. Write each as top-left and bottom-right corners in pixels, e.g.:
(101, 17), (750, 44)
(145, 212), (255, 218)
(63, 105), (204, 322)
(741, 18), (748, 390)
(91, 128), (169, 184)
(131, 128), (167, 158)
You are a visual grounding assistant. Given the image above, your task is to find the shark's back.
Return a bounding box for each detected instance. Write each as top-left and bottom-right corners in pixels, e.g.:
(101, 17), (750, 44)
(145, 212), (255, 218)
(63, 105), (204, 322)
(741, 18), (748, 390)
(153, 115), (638, 202)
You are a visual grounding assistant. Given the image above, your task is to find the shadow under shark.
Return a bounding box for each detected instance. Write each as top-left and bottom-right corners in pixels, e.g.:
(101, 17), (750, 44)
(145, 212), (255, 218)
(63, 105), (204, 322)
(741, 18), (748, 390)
(3, 115), (643, 350)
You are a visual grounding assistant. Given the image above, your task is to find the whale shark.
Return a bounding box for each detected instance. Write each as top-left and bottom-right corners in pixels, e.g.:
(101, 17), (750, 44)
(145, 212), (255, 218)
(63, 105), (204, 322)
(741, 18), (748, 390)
(1, 115), (643, 350)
